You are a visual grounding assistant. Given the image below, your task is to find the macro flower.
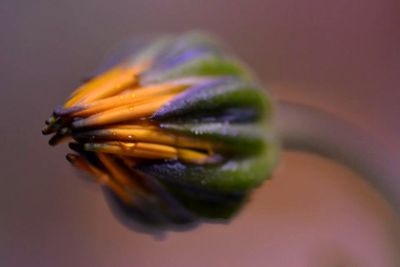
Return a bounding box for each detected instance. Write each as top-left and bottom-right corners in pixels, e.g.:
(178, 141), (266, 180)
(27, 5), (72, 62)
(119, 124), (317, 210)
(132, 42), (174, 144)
(42, 33), (279, 230)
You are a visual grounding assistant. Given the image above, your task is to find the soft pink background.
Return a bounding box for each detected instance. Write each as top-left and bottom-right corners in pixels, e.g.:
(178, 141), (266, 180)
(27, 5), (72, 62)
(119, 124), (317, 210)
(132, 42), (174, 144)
(0, 0), (399, 266)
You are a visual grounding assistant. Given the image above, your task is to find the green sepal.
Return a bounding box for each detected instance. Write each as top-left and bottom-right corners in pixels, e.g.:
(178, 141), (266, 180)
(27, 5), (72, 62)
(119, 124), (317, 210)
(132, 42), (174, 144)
(137, 141), (279, 192)
(160, 122), (269, 155)
(152, 78), (272, 122)
(142, 54), (252, 84)
(159, 181), (248, 219)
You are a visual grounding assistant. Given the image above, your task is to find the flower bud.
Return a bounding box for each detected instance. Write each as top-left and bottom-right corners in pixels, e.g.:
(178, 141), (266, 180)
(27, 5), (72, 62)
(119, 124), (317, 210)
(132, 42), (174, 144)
(43, 32), (279, 231)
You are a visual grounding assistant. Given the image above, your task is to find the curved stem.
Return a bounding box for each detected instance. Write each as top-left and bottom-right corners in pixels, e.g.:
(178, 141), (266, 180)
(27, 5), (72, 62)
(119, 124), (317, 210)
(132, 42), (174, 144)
(276, 100), (399, 211)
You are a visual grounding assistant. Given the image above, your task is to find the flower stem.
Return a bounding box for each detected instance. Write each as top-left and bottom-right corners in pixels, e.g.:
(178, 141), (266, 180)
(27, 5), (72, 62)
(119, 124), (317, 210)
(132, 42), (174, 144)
(276, 100), (400, 211)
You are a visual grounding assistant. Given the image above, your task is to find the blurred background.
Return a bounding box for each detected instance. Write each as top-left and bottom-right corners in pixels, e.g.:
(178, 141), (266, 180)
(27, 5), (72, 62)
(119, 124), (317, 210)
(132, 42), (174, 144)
(0, 0), (399, 266)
